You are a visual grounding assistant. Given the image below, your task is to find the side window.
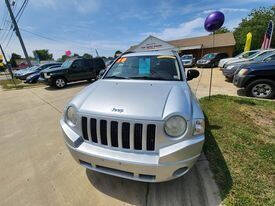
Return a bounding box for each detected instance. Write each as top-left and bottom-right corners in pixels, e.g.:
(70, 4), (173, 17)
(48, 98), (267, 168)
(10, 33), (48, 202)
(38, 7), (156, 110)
(72, 60), (84, 69)
(83, 59), (90, 69)
(269, 55), (275, 60)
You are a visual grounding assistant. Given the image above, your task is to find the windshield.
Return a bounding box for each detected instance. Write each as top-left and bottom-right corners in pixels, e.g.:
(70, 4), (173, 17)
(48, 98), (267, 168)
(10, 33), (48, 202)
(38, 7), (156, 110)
(29, 66), (38, 70)
(61, 59), (74, 69)
(202, 53), (216, 59)
(242, 51), (258, 59)
(104, 55), (181, 81)
(253, 51), (274, 61)
(247, 51), (262, 59)
(181, 55), (192, 60)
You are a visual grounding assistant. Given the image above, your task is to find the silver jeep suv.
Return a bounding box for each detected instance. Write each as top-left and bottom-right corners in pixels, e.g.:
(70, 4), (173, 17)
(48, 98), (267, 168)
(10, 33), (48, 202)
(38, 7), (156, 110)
(60, 50), (205, 182)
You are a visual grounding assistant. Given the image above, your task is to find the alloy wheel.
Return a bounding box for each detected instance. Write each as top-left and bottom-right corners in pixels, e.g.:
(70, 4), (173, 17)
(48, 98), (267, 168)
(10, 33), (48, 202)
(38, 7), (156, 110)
(251, 83), (272, 98)
(56, 79), (65, 88)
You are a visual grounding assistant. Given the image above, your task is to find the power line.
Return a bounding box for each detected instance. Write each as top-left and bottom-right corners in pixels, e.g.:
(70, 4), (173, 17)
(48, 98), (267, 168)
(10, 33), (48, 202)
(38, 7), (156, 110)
(5, 30), (14, 49)
(3, 0), (28, 47)
(15, 0), (28, 22)
(20, 28), (58, 42)
(5, 0), (31, 66)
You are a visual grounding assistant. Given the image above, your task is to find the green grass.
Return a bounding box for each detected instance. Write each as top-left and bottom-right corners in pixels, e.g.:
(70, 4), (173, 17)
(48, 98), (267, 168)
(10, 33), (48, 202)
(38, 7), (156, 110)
(0, 78), (42, 90)
(200, 95), (275, 206)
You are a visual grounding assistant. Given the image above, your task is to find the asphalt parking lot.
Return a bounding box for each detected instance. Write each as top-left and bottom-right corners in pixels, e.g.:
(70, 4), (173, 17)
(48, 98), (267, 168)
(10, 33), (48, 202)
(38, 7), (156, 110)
(0, 68), (233, 206)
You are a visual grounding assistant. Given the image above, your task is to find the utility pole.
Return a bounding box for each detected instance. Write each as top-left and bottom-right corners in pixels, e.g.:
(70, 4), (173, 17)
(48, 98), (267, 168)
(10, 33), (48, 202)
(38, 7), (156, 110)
(0, 43), (17, 87)
(5, 0), (31, 67)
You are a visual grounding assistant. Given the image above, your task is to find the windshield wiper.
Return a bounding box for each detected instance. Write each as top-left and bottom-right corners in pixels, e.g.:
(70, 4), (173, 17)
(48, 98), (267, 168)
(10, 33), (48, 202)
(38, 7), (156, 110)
(130, 76), (167, 80)
(105, 75), (128, 79)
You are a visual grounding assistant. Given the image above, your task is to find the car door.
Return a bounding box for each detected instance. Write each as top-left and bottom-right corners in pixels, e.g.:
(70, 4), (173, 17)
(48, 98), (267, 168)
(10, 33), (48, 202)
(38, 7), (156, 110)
(68, 59), (88, 81)
(85, 59), (96, 78)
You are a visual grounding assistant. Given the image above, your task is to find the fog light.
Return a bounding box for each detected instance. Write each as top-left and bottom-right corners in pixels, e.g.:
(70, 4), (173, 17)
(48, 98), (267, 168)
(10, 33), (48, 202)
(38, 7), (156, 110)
(173, 167), (188, 177)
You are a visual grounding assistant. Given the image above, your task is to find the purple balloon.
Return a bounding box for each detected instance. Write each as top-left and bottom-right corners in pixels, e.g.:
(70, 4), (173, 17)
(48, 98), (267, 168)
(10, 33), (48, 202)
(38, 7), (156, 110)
(204, 11), (225, 32)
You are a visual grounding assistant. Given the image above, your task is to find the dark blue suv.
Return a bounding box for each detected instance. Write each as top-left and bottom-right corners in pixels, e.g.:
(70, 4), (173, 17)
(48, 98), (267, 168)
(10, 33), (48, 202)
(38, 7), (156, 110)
(233, 57), (275, 99)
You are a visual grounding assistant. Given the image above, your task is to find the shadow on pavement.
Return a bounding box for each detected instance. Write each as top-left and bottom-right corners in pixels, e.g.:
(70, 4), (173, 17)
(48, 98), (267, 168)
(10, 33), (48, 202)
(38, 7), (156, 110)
(236, 88), (247, 97)
(86, 166), (209, 206)
(85, 169), (147, 206)
(203, 115), (233, 200)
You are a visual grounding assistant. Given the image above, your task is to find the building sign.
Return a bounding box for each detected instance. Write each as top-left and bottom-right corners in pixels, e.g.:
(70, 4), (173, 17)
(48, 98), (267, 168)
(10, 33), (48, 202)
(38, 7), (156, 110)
(133, 35), (177, 52)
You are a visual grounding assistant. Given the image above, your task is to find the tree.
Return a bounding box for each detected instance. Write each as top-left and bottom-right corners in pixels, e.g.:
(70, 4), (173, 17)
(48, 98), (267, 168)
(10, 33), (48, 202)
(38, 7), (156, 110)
(57, 55), (70, 62)
(233, 6), (275, 55)
(73, 53), (79, 57)
(33, 49), (53, 61)
(10, 53), (21, 68)
(114, 50), (122, 58)
(213, 27), (230, 34)
(82, 53), (93, 59)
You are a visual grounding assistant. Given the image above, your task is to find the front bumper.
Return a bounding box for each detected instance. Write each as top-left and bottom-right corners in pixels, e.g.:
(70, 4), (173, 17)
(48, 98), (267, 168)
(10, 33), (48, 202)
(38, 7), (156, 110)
(61, 119), (204, 182)
(38, 77), (53, 85)
(222, 69), (235, 79)
(233, 74), (250, 88)
(196, 63), (211, 68)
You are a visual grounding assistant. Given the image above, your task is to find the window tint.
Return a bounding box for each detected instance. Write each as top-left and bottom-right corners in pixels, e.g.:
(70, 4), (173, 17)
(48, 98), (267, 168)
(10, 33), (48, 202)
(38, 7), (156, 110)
(73, 60), (84, 69)
(105, 55), (181, 81)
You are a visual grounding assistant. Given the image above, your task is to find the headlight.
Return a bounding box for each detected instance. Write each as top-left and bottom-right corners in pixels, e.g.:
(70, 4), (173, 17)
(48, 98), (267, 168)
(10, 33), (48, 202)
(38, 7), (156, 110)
(44, 73), (51, 78)
(238, 68), (249, 76)
(193, 119), (205, 135)
(66, 106), (77, 126)
(164, 116), (187, 137)
(205, 60), (210, 64)
(227, 65), (234, 70)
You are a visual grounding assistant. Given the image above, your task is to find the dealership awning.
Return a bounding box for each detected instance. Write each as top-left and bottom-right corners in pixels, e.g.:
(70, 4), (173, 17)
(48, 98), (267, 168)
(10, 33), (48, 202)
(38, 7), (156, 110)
(178, 45), (202, 50)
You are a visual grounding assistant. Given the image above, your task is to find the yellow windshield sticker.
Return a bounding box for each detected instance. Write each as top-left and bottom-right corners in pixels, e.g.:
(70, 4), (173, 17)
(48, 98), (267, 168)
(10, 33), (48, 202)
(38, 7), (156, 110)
(120, 57), (127, 63)
(116, 57), (127, 63)
(157, 55), (176, 59)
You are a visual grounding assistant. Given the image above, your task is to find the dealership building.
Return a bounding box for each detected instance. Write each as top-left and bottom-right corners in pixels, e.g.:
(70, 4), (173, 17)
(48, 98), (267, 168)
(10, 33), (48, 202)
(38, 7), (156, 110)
(128, 32), (236, 59)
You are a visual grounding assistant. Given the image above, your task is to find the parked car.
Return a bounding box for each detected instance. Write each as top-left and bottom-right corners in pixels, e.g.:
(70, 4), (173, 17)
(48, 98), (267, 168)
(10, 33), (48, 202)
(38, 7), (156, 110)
(223, 51), (275, 80)
(223, 49), (274, 68)
(233, 59), (275, 99)
(40, 57), (106, 88)
(13, 66), (38, 78)
(196, 53), (228, 68)
(60, 49), (204, 182)
(181, 54), (195, 67)
(25, 65), (61, 84)
(14, 63), (62, 80)
(218, 50), (258, 68)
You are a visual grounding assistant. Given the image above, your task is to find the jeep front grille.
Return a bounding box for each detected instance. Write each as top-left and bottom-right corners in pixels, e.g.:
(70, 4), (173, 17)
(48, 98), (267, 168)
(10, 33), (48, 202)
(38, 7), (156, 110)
(81, 116), (156, 151)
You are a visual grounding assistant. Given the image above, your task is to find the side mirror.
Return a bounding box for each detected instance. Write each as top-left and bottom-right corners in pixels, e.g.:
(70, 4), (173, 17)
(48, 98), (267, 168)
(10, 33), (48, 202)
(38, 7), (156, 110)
(187, 69), (200, 81)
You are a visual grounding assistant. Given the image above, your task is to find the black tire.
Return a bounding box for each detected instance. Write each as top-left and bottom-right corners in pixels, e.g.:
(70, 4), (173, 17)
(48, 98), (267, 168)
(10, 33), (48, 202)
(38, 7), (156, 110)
(246, 79), (275, 99)
(54, 77), (67, 88)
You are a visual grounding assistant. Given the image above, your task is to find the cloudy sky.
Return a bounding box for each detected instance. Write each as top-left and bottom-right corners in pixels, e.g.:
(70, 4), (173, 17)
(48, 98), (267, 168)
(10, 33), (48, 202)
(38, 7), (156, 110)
(0, 0), (273, 59)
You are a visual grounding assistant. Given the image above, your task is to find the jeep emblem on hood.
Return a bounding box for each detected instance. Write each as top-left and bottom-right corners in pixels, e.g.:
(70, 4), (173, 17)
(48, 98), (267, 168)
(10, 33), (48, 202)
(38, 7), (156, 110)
(112, 108), (124, 113)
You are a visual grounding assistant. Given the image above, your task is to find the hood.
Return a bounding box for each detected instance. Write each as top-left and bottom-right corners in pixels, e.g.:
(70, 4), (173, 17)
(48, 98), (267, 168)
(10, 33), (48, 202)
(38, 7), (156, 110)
(43, 66), (64, 73)
(71, 80), (192, 121)
(14, 68), (32, 74)
(17, 69), (36, 76)
(220, 57), (237, 64)
(197, 59), (211, 64)
(227, 58), (248, 65)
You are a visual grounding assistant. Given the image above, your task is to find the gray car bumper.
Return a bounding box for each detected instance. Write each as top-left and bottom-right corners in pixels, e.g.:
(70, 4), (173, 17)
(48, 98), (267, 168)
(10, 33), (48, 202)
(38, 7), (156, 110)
(61, 119), (204, 182)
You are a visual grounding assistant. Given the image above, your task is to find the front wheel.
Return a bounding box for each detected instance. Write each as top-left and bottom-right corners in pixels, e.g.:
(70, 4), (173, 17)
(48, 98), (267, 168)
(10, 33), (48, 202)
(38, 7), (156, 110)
(54, 77), (67, 88)
(246, 79), (275, 99)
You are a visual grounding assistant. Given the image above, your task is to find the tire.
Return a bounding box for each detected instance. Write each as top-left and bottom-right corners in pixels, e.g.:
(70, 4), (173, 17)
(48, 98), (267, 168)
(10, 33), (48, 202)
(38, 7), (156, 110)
(54, 77), (67, 88)
(246, 79), (275, 99)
